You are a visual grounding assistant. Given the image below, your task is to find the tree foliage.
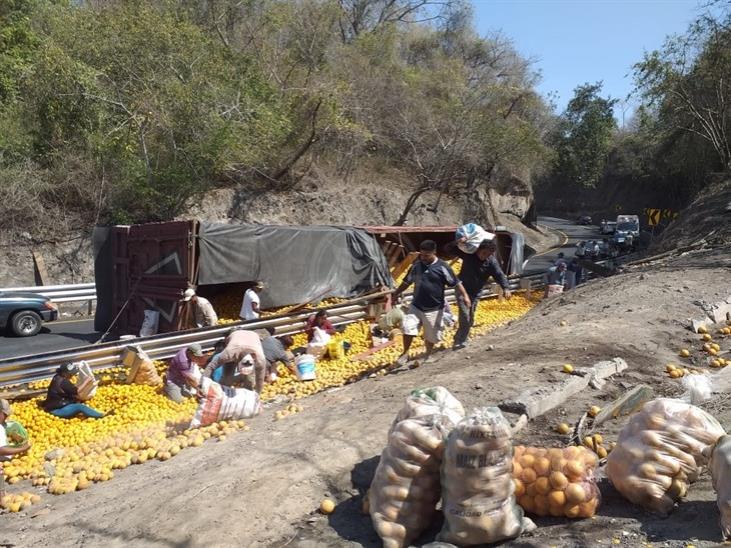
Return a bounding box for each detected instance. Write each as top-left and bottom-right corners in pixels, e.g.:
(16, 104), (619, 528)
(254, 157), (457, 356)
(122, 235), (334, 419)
(0, 0), (552, 234)
(552, 83), (617, 188)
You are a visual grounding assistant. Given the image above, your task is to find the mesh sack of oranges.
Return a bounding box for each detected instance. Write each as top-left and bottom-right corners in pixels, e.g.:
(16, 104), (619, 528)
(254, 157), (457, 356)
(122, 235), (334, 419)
(389, 386), (465, 437)
(438, 407), (534, 546)
(606, 398), (725, 515)
(369, 416), (449, 548)
(706, 434), (731, 540)
(513, 444), (601, 519)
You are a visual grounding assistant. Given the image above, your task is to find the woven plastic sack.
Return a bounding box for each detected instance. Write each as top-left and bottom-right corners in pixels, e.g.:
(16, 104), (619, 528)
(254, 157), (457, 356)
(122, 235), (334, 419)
(455, 223), (495, 254)
(390, 387), (465, 436)
(513, 445), (600, 519)
(190, 376), (261, 428)
(369, 416), (448, 548)
(707, 435), (731, 539)
(606, 398), (725, 515)
(438, 408), (532, 546)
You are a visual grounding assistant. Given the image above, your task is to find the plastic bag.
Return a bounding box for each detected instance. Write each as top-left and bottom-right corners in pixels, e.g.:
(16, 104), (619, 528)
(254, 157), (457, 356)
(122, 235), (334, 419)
(391, 387), (465, 436)
(513, 445), (601, 518)
(311, 326), (331, 345)
(75, 361), (98, 400)
(139, 309), (159, 338)
(4, 421), (28, 447)
(456, 223), (495, 254)
(606, 398), (726, 514)
(439, 408), (532, 546)
(190, 376), (261, 428)
(680, 374), (713, 405)
(369, 416), (448, 548)
(707, 434), (731, 539)
(327, 339), (345, 360)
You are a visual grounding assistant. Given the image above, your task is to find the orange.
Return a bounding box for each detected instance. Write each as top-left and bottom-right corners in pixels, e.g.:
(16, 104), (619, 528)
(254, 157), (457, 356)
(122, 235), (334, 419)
(522, 467), (537, 484)
(513, 478), (526, 498)
(565, 483), (586, 504)
(549, 471), (569, 490)
(535, 477), (551, 495)
(534, 457), (551, 477)
(548, 490), (566, 507)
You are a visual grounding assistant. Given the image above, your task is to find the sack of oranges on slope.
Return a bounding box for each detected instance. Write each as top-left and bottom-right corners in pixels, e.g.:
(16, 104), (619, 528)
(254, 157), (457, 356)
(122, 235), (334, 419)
(439, 407), (534, 546)
(606, 398), (725, 515)
(513, 445), (601, 519)
(369, 387), (464, 548)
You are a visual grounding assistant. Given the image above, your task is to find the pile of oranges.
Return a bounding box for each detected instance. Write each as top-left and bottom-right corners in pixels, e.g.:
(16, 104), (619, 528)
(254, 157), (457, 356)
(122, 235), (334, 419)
(3, 286), (538, 501)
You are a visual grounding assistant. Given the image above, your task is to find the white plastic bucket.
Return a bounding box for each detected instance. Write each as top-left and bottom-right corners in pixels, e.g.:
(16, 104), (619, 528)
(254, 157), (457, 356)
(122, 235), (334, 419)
(295, 354), (317, 381)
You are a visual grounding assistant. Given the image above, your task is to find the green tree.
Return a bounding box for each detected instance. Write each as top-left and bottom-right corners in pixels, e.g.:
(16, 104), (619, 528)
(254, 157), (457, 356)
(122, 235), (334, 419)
(553, 83), (617, 188)
(634, 9), (731, 171)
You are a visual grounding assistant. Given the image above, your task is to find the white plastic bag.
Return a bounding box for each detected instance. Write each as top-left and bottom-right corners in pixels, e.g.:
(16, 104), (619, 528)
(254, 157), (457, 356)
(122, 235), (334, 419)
(606, 398), (725, 514)
(139, 309), (160, 338)
(311, 326), (331, 345)
(439, 408), (533, 545)
(190, 376), (261, 428)
(75, 361), (98, 400)
(456, 223), (495, 254)
(391, 387), (465, 435)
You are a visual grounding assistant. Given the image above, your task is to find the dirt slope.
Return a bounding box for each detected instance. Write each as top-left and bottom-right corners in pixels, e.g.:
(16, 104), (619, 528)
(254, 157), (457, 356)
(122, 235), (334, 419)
(3, 239), (730, 547)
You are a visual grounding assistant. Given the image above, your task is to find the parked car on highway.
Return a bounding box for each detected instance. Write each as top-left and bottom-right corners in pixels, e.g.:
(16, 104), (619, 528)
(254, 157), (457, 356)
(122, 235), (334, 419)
(0, 292), (58, 336)
(577, 215), (593, 225)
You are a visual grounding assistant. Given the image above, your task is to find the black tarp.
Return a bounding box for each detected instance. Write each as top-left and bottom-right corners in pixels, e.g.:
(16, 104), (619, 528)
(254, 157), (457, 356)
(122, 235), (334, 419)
(197, 223), (393, 308)
(92, 227), (113, 332)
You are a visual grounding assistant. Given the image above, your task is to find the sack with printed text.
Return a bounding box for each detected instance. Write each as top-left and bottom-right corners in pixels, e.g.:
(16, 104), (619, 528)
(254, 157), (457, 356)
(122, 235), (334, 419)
(190, 376), (261, 428)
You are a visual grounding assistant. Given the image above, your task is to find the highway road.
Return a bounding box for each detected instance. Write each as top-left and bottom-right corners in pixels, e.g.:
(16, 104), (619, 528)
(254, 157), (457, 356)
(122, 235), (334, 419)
(0, 216), (603, 361)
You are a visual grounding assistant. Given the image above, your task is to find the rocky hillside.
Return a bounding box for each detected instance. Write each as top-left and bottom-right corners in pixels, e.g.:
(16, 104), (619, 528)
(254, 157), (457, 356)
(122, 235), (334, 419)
(0, 164), (534, 287)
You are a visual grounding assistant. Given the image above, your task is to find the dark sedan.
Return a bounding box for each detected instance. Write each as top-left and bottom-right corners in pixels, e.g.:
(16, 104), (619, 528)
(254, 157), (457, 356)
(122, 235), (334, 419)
(0, 291), (58, 336)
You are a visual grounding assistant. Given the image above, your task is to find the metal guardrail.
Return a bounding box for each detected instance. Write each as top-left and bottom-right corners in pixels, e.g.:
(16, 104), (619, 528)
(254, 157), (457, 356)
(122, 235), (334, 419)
(0, 283), (97, 310)
(0, 277), (547, 390)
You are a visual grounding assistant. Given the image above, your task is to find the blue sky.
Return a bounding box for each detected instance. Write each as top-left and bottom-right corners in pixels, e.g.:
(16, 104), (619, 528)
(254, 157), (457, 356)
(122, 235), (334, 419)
(471, 0), (703, 121)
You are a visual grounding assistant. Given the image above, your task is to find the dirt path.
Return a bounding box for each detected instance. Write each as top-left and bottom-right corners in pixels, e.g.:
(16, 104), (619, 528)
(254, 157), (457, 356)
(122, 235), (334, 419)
(2, 246), (730, 547)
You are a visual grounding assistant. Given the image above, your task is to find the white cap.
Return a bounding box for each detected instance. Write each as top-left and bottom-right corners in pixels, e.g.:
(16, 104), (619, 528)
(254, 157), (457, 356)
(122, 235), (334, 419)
(183, 288), (196, 302)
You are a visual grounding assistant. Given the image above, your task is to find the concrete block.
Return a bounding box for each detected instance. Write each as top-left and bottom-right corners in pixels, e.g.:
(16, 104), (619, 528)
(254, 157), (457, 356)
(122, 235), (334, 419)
(593, 385), (654, 427)
(500, 358), (628, 419)
(709, 299), (731, 324)
(499, 375), (590, 419)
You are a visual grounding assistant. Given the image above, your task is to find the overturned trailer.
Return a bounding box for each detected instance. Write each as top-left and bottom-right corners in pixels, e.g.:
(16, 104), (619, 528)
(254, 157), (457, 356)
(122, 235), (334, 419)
(93, 221), (524, 336)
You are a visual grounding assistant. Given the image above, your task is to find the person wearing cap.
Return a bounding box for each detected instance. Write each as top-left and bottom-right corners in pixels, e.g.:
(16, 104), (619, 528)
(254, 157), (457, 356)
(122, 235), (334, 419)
(202, 329), (267, 393)
(42, 363), (107, 419)
(163, 344), (208, 403)
(240, 281), (265, 321)
(182, 288), (218, 328)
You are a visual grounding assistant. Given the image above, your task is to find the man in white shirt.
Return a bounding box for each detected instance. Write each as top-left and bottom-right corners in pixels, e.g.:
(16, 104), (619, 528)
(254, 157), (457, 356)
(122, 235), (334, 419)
(240, 281), (265, 321)
(182, 289), (218, 328)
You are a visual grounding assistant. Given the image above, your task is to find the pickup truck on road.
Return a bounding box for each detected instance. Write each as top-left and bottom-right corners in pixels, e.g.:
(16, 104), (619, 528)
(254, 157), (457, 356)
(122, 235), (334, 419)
(0, 291), (58, 337)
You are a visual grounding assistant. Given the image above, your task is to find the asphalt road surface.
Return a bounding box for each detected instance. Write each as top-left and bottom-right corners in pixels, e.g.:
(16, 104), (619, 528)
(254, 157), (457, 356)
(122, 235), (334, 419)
(524, 216), (603, 276)
(0, 216), (603, 361)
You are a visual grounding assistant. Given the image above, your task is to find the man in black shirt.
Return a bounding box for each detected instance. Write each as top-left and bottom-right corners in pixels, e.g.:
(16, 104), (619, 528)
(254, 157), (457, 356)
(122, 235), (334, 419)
(392, 240), (470, 366)
(453, 239), (511, 350)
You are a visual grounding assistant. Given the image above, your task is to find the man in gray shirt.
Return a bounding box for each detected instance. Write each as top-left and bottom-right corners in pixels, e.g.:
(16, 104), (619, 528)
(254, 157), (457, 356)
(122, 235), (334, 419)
(261, 332), (295, 382)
